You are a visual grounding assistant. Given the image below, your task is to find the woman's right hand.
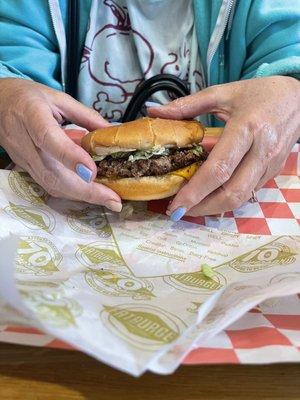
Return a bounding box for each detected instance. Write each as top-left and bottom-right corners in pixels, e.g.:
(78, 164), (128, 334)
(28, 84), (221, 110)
(0, 78), (122, 212)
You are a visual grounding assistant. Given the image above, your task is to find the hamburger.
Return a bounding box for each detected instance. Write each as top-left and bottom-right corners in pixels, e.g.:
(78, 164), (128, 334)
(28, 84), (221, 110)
(81, 117), (207, 200)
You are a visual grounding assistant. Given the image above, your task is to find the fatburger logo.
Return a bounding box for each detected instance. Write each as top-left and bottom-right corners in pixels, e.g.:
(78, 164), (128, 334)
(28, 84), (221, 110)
(21, 290), (82, 329)
(101, 304), (186, 351)
(85, 270), (154, 300)
(164, 270), (226, 294)
(4, 202), (55, 232)
(76, 241), (125, 267)
(8, 171), (48, 204)
(16, 236), (62, 275)
(67, 206), (112, 237)
(225, 239), (296, 273)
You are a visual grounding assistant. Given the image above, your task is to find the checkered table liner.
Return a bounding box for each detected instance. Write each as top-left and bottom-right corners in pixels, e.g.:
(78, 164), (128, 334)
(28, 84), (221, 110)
(184, 294), (300, 364)
(0, 145), (299, 365)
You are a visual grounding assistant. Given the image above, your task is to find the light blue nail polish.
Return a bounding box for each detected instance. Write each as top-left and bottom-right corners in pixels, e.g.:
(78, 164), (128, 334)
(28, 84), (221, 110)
(76, 163), (92, 183)
(145, 101), (161, 108)
(170, 207), (186, 222)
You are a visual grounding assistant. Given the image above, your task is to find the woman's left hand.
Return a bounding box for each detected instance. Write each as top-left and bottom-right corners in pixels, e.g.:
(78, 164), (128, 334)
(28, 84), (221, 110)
(148, 76), (300, 218)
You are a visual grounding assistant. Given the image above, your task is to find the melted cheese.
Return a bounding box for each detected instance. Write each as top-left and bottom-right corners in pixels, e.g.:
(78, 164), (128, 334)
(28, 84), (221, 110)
(170, 162), (200, 180)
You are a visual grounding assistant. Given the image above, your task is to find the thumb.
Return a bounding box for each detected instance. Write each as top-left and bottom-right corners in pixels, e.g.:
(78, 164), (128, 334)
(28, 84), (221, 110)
(147, 85), (229, 120)
(53, 92), (110, 131)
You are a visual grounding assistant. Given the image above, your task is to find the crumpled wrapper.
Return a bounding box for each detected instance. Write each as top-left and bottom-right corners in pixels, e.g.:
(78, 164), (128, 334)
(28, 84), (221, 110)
(0, 170), (299, 376)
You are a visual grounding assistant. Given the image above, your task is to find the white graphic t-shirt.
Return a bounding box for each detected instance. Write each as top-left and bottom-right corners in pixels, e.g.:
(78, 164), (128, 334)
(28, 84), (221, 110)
(78, 0), (205, 121)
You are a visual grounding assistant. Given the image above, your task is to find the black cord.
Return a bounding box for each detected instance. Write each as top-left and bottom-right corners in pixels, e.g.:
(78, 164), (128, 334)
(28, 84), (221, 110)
(66, 0), (79, 98)
(122, 74), (190, 122)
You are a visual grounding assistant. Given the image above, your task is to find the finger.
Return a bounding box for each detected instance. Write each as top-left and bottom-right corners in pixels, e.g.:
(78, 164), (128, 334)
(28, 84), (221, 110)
(37, 151), (122, 211)
(148, 85), (230, 120)
(54, 92), (110, 131)
(24, 102), (97, 182)
(21, 135), (120, 210)
(9, 134), (62, 198)
(186, 147), (267, 216)
(201, 134), (220, 152)
(64, 129), (86, 145)
(167, 118), (253, 217)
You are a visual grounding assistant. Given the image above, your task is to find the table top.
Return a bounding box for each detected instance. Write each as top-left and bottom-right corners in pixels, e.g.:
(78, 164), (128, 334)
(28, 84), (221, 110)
(0, 151), (299, 398)
(0, 343), (300, 400)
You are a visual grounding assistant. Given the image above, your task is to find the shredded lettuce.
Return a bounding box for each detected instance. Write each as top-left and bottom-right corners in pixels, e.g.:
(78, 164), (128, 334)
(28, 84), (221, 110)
(92, 154), (106, 162)
(93, 151), (132, 161)
(192, 144), (204, 157)
(110, 151), (132, 159)
(128, 146), (170, 162)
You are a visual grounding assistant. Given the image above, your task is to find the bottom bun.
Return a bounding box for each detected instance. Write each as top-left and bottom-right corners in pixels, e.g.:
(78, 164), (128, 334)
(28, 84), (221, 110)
(95, 174), (184, 201)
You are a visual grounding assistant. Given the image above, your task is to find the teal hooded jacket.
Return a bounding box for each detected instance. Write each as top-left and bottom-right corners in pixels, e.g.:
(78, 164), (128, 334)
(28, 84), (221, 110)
(0, 1), (299, 97)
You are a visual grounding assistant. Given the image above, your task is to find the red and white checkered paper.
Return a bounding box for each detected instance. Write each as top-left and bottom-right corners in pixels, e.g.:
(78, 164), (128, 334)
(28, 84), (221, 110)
(0, 145), (299, 366)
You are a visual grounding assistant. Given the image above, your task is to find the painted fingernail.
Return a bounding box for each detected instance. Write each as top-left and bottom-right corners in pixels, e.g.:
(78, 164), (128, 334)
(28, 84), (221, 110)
(170, 207), (186, 222)
(105, 200), (122, 213)
(76, 163), (93, 183)
(145, 101), (161, 108)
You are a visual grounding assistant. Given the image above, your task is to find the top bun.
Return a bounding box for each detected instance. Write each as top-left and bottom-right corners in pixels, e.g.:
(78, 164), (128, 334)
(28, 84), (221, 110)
(81, 117), (204, 154)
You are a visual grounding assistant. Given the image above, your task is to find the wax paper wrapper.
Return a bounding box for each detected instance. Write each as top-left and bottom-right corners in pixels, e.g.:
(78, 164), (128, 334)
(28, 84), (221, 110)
(0, 170), (299, 376)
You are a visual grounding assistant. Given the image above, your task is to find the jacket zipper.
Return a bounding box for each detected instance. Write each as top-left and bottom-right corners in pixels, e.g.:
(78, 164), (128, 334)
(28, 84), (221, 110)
(48, 0), (67, 90)
(206, 0), (236, 85)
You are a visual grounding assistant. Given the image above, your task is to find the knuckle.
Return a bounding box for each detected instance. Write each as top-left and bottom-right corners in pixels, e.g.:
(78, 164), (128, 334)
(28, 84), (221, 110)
(237, 122), (253, 144)
(266, 141), (281, 161)
(40, 170), (59, 197)
(223, 188), (248, 210)
(63, 92), (74, 103)
(34, 128), (48, 149)
(90, 108), (101, 118)
(34, 124), (54, 149)
(210, 160), (232, 185)
(178, 183), (200, 206)
(187, 207), (202, 217)
(56, 146), (68, 165)
(246, 116), (261, 136)
(59, 92), (79, 108)
(81, 185), (95, 204)
(249, 121), (281, 161)
(171, 98), (186, 118)
(205, 86), (219, 106)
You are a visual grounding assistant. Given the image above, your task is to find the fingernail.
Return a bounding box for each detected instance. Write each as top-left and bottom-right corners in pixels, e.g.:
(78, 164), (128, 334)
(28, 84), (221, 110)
(145, 101), (161, 108)
(105, 200), (122, 212)
(76, 163), (93, 183)
(170, 207), (186, 222)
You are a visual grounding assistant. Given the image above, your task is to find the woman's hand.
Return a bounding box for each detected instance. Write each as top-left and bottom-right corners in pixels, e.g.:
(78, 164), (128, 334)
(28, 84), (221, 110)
(0, 78), (122, 212)
(149, 76), (300, 219)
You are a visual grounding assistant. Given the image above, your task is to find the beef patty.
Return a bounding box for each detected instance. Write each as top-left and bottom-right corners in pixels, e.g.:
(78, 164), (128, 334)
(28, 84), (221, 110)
(97, 148), (206, 179)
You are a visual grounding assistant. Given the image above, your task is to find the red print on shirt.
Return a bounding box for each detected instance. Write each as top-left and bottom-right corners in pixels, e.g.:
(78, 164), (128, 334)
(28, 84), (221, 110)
(81, 0), (154, 121)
